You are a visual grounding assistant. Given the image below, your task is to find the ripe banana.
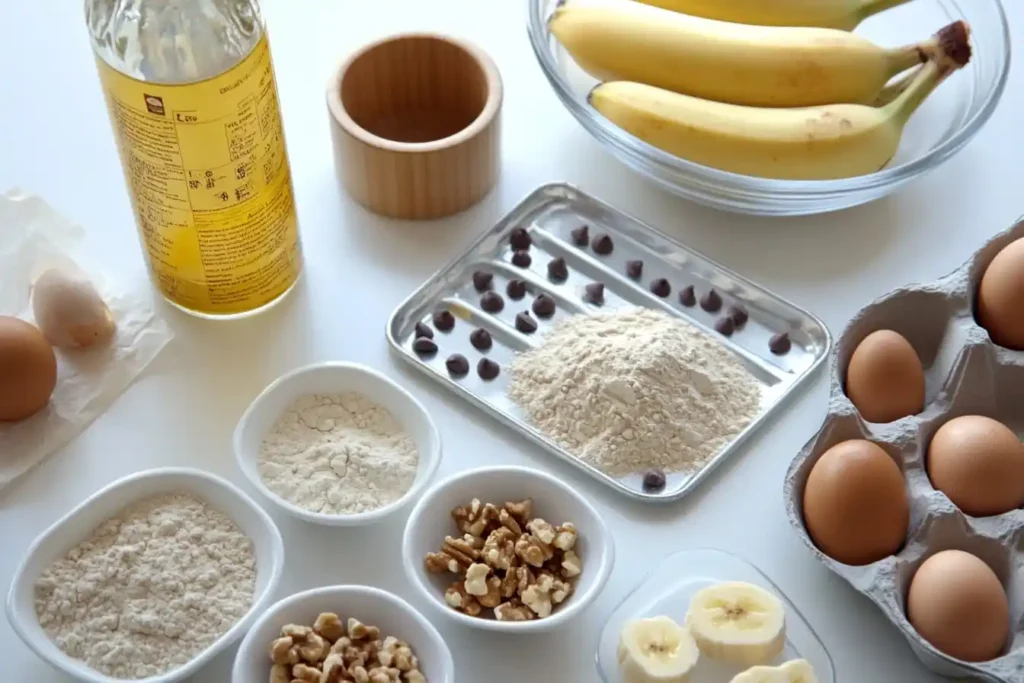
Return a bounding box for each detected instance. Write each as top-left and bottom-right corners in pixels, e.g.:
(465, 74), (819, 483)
(730, 659), (819, 683)
(618, 616), (700, 683)
(588, 22), (971, 181)
(633, 0), (911, 30)
(550, 0), (932, 108)
(684, 582), (786, 666)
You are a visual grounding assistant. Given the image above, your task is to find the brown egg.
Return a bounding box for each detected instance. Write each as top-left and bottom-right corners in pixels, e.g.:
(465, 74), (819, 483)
(802, 439), (909, 565)
(845, 330), (925, 423)
(908, 550), (1009, 662)
(928, 415), (1024, 516)
(0, 316), (58, 422)
(977, 237), (1024, 350)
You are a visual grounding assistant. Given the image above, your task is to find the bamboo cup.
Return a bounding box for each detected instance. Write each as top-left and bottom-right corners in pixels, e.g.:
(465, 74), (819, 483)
(326, 33), (503, 220)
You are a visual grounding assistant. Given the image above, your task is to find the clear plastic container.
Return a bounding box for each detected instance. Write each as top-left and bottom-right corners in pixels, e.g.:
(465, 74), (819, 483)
(596, 549), (836, 683)
(527, 0), (1010, 216)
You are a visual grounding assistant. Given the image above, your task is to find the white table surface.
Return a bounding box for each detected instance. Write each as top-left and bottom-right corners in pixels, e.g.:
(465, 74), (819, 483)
(2, 1), (1021, 681)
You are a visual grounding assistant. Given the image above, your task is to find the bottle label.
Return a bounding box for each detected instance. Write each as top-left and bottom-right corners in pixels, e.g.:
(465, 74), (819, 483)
(95, 34), (302, 315)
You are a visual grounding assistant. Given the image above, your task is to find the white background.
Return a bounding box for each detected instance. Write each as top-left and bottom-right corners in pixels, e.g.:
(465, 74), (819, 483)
(1, 1), (1022, 681)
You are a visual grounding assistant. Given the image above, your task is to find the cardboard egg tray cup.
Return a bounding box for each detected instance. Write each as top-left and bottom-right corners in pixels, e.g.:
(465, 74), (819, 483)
(784, 219), (1024, 683)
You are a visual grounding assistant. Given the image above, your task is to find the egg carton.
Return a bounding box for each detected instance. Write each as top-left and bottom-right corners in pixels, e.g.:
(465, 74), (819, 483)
(784, 218), (1024, 683)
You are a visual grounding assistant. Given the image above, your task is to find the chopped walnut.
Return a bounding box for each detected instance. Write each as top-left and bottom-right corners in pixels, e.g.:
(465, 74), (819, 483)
(464, 562), (491, 596)
(405, 671), (427, 683)
(350, 665), (370, 683)
(504, 499), (533, 526)
(498, 508), (523, 535)
(452, 498), (500, 537)
(297, 632), (329, 663)
(444, 580), (483, 616)
(321, 654), (347, 683)
(500, 567), (519, 598)
(553, 523), (578, 551)
(314, 613), (346, 642)
(270, 663), (290, 683)
(329, 636), (351, 656)
(527, 518), (557, 545)
(477, 576), (503, 608)
(512, 565), (534, 597)
(292, 663), (322, 683)
(269, 636), (297, 665)
(522, 573), (555, 618)
(283, 624), (314, 641)
(515, 533), (552, 567)
(561, 550), (582, 578)
(348, 618), (380, 641)
(494, 601), (535, 622)
(482, 527), (517, 570)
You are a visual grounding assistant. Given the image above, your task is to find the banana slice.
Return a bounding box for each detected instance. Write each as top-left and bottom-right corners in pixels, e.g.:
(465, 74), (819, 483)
(618, 615), (700, 683)
(685, 581), (786, 665)
(729, 659), (818, 683)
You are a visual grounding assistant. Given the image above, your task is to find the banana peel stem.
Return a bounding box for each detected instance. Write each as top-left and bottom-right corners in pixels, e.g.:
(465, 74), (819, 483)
(883, 20), (971, 124)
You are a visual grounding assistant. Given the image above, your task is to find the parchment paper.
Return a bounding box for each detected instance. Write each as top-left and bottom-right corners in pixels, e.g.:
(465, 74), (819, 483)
(0, 189), (174, 491)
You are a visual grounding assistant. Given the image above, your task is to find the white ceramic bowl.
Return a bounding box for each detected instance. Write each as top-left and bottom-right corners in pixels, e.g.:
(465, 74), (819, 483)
(6, 467), (285, 683)
(402, 465), (615, 633)
(232, 585), (454, 683)
(233, 361), (442, 526)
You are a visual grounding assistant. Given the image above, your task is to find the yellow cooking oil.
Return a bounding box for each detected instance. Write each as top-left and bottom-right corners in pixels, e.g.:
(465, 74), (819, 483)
(85, 0), (302, 318)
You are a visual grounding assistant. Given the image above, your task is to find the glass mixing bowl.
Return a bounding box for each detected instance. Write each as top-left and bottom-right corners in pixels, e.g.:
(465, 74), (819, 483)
(527, 0), (1010, 216)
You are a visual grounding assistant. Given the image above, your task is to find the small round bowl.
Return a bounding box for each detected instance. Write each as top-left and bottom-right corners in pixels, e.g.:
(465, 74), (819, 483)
(402, 465), (615, 633)
(528, 0), (1010, 216)
(6, 468), (285, 683)
(326, 33), (503, 220)
(233, 361), (442, 527)
(232, 585), (454, 683)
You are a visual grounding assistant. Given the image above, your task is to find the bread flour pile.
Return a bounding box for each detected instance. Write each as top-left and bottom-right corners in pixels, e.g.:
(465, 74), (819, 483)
(259, 393), (419, 515)
(508, 308), (763, 476)
(33, 494), (256, 679)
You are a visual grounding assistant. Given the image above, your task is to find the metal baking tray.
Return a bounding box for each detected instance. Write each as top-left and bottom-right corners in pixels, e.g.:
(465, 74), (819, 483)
(387, 183), (831, 502)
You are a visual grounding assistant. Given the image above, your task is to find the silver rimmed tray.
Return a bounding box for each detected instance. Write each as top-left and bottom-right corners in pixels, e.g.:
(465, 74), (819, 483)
(387, 183), (831, 502)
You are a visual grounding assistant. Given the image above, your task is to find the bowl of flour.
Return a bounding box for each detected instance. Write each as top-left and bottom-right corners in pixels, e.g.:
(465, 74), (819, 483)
(6, 467), (284, 683)
(234, 361), (442, 526)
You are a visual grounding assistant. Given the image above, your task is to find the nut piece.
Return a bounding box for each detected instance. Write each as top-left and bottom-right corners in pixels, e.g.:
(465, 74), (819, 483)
(405, 671), (427, 683)
(504, 499), (533, 526)
(348, 618), (381, 641)
(477, 576), (503, 608)
(553, 523), (578, 551)
(297, 632), (329, 663)
(522, 574), (555, 618)
(292, 664), (322, 683)
(561, 550), (583, 578)
(452, 498), (501, 537)
(464, 562), (491, 596)
(527, 518), (557, 545)
(314, 613), (346, 642)
(515, 533), (552, 567)
(444, 581), (482, 616)
(321, 653), (347, 683)
(482, 527), (517, 571)
(283, 624), (314, 641)
(270, 663), (291, 683)
(495, 601), (535, 622)
(498, 508), (523, 535)
(269, 636), (297, 665)
(350, 665), (370, 683)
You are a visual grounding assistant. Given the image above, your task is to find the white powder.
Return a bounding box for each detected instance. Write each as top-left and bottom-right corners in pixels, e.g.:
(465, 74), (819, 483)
(508, 308), (763, 476)
(258, 393), (419, 515)
(33, 493), (256, 680)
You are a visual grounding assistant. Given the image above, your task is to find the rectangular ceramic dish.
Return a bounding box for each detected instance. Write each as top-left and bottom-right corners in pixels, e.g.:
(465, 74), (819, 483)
(387, 183), (831, 502)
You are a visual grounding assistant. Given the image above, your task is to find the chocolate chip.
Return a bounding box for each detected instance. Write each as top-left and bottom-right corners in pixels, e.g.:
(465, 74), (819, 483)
(650, 278), (671, 298)
(506, 279), (527, 300)
(446, 354), (470, 377)
(511, 250), (532, 268)
(532, 294), (556, 318)
(626, 260), (643, 280)
(715, 316), (736, 337)
(729, 305), (749, 328)
(414, 322), (434, 339)
(470, 328), (493, 351)
(480, 291), (504, 313)
(412, 337), (438, 356)
(547, 257), (569, 282)
(642, 469), (667, 492)
(515, 311), (538, 334)
(700, 289), (723, 313)
(679, 285), (696, 308)
(571, 224), (590, 246)
(592, 234), (614, 255)
(477, 358), (500, 381)
(472, 271), (493, 292)
(584, 282), (605, 306)
(770, 332), (792, 355)
(509, 227), (532, 250)
(433, 310), (455, 332)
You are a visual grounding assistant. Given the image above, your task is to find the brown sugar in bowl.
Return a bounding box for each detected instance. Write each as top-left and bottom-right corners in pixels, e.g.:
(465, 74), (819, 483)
(326, 33), (503, 220)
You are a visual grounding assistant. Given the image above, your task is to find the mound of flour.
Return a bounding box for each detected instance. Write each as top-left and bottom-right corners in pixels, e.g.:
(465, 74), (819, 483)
(508, 308), (762, 476)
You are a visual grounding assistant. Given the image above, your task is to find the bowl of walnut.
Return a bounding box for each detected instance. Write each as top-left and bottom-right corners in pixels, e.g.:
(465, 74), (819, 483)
(401, 465), (614, 632)
(231, 585), (453, 683)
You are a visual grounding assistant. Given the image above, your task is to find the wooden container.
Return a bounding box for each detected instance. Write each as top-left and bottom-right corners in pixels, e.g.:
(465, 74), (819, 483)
(326, 34), (503, 220)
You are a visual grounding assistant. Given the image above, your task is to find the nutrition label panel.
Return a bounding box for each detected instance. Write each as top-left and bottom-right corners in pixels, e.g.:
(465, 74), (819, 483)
(96, 34), (302, 315)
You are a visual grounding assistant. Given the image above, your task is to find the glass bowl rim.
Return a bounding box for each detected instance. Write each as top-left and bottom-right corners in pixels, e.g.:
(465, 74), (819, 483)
(526, 0), (1011, 197)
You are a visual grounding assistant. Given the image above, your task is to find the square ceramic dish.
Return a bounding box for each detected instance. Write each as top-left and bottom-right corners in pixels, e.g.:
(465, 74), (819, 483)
(596, 548), (835, 683)
(387, 183), (830, 503)
(6, 468), (285, 683)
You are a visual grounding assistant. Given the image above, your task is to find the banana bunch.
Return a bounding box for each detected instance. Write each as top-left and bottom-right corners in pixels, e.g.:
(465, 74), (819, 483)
(617, 581), (820, 683)
(550, 0), (974, 181)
